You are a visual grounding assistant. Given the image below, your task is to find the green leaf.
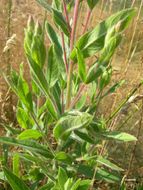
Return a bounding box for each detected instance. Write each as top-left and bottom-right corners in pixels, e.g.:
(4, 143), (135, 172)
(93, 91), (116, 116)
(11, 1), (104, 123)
(96, 168), (120, 183)
(85, 63), (105, 84)
(16, 107), (33, 129)
(13, 153), (20, 177)
(45, 22), (62, 51)
(52, 0), (62, 11)
(74, 130), (94, 144)
(71, 179), (81, 190)
(55, 151), (72, 164)
(39, 182), (54, 190)
(17, 129), (42, 140)
(53, 111), (93, 140)
(27, 56), (58, 119)
(18, 153), (55, 181)
(76, 180), (91, 190)
(52, 9), (70, 37)
(3, 167), (30, 190)
(0, 137), (54, 159)
(99, 34), (122, 64)
(99, 67), (112, 90)
(36, 0), (51, 12)
(31, 34), (46, 68)
(76, 48), (86, 82)
(103, 131), (137, 142)
(71, 8), (136, 61)
(87, 0), (99, 10)
(7, 68), (33, 112)
(96, 156), (124, 171)
(47, 45), (64, 87)
(77, 164), (93, 178)
(85, 34), (121, 84)
(58, 167), (68, 190)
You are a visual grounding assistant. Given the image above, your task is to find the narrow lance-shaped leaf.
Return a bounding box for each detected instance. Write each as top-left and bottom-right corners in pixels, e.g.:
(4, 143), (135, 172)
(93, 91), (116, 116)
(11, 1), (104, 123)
(27, 55), (58, 119)
(31, 34), (46, 68)
(36, 0), (52, 12)
(52, 0), (62, 11)
(0, 137), (54, 159)
(87, 0), (99, 10)
(52, 8), (70, 37)
(13, 154), (20, 177)
(96, 156), (124, 171)
(58, 167), (68, 189)
(96, 168), (120, 183)
(3, 167), (30, 190)
(6, 67), (33, 112)
(76, 48), (86, 82)
(102, 131), (137, 142)
(85, 34), (121, 84)
(45, 22), (62, 51)
(71, 8), (136, 61)
(47, 44), (65, 87)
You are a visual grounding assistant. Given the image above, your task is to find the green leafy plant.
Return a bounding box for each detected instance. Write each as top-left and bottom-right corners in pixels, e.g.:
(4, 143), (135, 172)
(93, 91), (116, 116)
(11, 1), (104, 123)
(0, 0), (138, 189)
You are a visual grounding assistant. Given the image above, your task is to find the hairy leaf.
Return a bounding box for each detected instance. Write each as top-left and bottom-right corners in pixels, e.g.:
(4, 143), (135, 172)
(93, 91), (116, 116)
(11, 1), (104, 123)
(53, 111), (93, 140)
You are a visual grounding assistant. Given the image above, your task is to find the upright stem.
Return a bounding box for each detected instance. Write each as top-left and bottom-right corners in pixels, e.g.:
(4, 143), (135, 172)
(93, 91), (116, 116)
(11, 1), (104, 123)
(62, 0), (71, 32)
(66, 0), (80, 109)
(82, 9), (91, 34)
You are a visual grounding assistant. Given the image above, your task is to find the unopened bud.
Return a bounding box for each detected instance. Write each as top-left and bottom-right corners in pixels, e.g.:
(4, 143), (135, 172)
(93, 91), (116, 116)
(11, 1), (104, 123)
(105, 26), (116, 43)
(115, 20), (122, 33)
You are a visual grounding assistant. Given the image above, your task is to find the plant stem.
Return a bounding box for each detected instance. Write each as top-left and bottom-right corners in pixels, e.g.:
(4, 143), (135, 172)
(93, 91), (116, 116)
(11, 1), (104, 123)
(62, 0), (71, 32)
(66, 0), (80, 109)
(61, 32), (68, 74)
(82, 9), (91, 34)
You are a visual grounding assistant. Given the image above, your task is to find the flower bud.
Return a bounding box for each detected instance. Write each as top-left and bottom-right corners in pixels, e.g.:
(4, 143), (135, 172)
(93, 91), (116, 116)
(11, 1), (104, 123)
(115, 20), (122, 33)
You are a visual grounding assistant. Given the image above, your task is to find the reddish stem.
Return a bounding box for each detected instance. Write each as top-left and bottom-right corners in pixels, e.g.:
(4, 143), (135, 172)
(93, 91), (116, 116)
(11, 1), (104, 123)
(82, 9), (91, 34)
(61, 32), (68, 74)
(66, 0), (80, 109)
(62, 0), (71, 32)
(70, 0), (80, 51)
